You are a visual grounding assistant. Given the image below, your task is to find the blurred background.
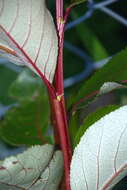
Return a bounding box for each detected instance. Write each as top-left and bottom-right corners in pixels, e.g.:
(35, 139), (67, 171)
(0, 0), (127, 189)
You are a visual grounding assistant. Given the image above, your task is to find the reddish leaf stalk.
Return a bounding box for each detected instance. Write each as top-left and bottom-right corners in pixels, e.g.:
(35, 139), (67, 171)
(72, 90), (99, 114)
(55, 0), (64, 95)
(48, 93), (71, 190)
(44, 2), (73, 189)
(51, 99), (71, 190)
(0, 26), (57, 101)
(42, 1), (74, 189)
(47, 1), (73, 190)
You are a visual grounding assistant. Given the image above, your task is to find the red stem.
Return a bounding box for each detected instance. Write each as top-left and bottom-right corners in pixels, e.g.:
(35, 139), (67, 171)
(55, 40), (64, 95)
(53, 1), (73, 190)
(51, 99), (71, 190)
(55, 0), (64, 95)
(72, 90), (99, 114)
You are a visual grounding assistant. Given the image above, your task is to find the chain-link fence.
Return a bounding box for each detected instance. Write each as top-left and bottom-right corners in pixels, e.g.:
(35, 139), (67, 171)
(0, 1), (127, 174)
(0, 0), (126, 88)
(65, 2), (127, 188)
(64, 0), (127, 87)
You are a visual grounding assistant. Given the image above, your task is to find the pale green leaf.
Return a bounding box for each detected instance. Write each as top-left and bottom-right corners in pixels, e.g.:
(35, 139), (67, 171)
(74, 105), (119, 147)
(71, 105), (127, 190)
(0, 144), (63, 189)
(99, 82), (127, 95)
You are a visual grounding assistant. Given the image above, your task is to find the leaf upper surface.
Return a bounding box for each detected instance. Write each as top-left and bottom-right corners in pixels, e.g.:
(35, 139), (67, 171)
(69, 47), (127, 111)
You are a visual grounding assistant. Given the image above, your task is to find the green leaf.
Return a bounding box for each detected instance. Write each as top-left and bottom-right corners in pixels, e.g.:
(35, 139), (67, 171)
(0, 145), (63, 190)
(0, 64), (17, 105)
(0, 68), (51, 146)
(99, 82), (127, 95)
(9, 69), (44, 101)
(74, 105), (119, 147)
(69, 113), (79, 146)
(68, 0), (87, 7)
(69, 81), (127, 148)
(0, 94), (50, 146)
(69, 47), (127, 111)
(71, 11), (108, 61)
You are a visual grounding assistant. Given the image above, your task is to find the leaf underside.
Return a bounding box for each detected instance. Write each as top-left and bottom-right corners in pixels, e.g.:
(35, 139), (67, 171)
(71, 106), (127, 190)
(0, 0), (58, 82)
(74, 104), (120, 147)
(0, 145), (63, 190)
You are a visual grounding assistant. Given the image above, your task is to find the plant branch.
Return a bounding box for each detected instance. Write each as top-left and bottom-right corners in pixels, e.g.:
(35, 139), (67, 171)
(72, 90), (99, 114)
(55, 0), (64, 95)
(52, 1), (73, 190)
(51, 99), (71, 190)
(55, 3), (72, 95)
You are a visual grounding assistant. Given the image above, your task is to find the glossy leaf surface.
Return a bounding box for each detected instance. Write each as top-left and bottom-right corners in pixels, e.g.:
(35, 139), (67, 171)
(0, 70), (50, 146)
(0, 97), (50, 146)
(69, 48), (127, 111)
(0, 0), (58, 82)
(9, 69), (45, 101)
(0, 64), (17, 104)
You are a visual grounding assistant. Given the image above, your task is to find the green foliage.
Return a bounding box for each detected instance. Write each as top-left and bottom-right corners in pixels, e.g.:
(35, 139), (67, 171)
(69, 112), (79, 146)
(0, 97), (49, 146)
(69, 47), (127, 111)
(74, 105), (119, 147)
(9, 69), (43, 101)
(69, 0), (87, 6)
(0, 65), (17, 105)
(0, 70), (51, 146)
(0, 2), (127, 190)
(69, 81), (127, 147)
(71, 10), (108, 61)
